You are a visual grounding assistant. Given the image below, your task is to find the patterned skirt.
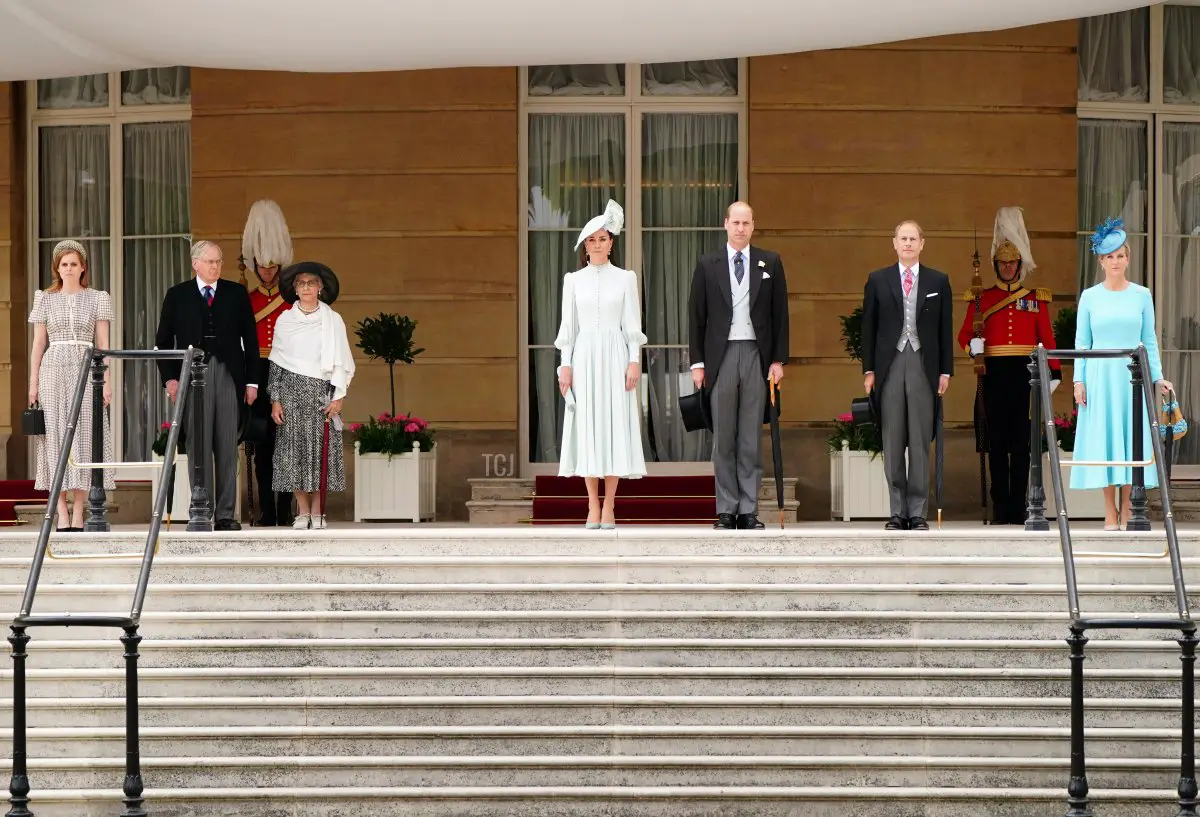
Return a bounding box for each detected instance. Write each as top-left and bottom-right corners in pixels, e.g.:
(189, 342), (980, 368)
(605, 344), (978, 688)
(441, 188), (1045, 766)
(269, 367), (345, 493)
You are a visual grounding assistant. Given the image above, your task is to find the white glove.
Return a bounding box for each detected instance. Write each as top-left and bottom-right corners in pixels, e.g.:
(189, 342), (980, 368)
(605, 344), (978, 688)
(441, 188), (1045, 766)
(969, 338), (985, 357)
(1050, 379), (1060, 394)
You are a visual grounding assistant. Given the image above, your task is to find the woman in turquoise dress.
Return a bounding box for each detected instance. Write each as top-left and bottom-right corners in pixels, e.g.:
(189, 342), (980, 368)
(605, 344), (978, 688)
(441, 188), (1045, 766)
(1071, 218), (1173, 530)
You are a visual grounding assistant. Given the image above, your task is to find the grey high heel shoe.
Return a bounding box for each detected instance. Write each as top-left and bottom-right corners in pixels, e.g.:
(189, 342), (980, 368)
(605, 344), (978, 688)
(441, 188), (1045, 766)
(585, 522), (601, 529)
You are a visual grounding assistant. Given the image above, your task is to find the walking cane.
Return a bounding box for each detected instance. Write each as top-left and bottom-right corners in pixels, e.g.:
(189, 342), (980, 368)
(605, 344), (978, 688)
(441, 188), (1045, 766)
(319, 418), (330, 525)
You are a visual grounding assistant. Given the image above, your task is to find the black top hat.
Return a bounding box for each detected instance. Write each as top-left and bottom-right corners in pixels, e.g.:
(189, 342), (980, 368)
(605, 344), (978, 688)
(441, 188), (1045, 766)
(281, 261), (340, 305)
(679, 389), (712, 433)
(850, 393), (878, 428)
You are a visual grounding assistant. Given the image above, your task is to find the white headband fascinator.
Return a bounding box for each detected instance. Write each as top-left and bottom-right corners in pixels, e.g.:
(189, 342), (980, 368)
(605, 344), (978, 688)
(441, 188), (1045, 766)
(574, 199), (624, 251)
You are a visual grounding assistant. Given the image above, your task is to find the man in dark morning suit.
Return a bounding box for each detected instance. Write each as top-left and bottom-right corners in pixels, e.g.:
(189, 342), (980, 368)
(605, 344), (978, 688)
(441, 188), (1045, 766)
(155, 240), (259, 531)
(688, 201), (789, 530)
(861, 220), (954, 531)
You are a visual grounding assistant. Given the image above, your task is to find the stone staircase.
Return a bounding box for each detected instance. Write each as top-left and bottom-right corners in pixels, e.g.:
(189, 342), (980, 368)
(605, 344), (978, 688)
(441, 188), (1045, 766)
(0, 526), (1197, 815)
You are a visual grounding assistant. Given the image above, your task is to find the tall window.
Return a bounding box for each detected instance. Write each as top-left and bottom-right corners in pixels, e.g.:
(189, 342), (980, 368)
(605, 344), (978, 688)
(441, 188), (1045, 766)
(521, 61), (745, 471)
(1080, 5), (1200, 466)
(28, 69), (191, 462)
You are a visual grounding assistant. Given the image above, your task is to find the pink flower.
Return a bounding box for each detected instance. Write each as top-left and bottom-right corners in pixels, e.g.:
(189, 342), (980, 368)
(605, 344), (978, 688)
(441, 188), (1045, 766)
(160, 422), (171, 430)
(348, 423), (362, 433)
(405, 422), (420, 433)
(378, 412), (391, 422)
(836, 413), (853, 422)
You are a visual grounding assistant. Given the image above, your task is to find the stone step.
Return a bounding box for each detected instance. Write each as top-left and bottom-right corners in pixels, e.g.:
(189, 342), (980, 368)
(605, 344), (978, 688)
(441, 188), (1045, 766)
(3, 754), (1186, 790)
(8, 555), (1199, 586)
(7, 785), (1182, 817)
(9, 609), (1183, 641)
(0, 582), (1186, 613)
(4, 724), (1188, 760)
(1, 527), (1195, 558)
(14, 636), (1188, 670)
(8, 665), (1185, 700)
(0, 695), (1188, 730)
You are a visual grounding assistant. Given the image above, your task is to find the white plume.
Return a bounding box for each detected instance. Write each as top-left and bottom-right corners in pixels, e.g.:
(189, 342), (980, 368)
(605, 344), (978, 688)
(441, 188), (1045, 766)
(241, 199), (293, 268)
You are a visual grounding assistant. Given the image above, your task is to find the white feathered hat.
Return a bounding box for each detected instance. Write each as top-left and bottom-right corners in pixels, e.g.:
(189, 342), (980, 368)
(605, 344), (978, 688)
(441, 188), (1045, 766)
(990, 205), (1036, 280)
(241, 199), (293, 269)
(574, 199), (624, 251)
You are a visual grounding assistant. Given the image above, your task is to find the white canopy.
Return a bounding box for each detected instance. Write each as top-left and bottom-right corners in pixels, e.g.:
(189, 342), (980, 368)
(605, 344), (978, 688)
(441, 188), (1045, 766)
(0, 0), (1143, 81)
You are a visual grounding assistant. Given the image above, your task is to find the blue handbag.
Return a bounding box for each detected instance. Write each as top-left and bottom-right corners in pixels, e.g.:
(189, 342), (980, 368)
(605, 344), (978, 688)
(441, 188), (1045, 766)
(1159, 390), (1188, 441)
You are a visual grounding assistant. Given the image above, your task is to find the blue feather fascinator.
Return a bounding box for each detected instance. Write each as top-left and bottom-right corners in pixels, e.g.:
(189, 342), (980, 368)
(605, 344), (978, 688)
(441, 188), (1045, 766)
(1090, 217), (1127, 256)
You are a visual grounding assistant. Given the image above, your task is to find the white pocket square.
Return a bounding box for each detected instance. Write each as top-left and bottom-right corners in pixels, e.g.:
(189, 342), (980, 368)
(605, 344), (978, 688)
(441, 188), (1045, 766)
(761, 272), (771, 279)
(925, 292), (938, 298)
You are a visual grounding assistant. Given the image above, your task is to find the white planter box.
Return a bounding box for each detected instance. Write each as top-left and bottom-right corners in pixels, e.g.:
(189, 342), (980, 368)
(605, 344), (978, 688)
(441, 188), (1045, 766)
(1042, 450), (1109, 520)
(354, 441), (437, 522)
(150, 451), (244, 522)
(830, 442), (891, 521)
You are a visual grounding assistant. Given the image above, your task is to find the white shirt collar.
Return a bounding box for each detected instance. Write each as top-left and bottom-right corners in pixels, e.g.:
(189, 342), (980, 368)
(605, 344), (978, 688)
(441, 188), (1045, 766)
(728, 243), (751, 263)
(197, 277), (219, 293)
(898, 261), (920, 276)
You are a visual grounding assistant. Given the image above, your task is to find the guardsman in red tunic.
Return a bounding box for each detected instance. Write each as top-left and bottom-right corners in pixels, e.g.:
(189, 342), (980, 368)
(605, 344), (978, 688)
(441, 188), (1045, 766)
(957, 206), (1061, 524)
(241, 199), (295, 527)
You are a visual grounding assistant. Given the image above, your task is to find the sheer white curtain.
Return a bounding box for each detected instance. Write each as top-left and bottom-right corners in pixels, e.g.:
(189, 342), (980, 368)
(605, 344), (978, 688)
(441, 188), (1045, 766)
(1160, 123), (1200, 464)
(1079, 9), (1150, 102)
(1166, 6), (1200, 104)
(527, 114), (625, 462)
(122, 122), (192, 461)
(37, 75), (109, 109)
(37, 126), (111, 292)
(122, 68), (191, 105)
(1077, 119), (1148, 291)
(528, 65), (625, 96)
(642, 61), (737, 96)
(641, 113), (736, 462)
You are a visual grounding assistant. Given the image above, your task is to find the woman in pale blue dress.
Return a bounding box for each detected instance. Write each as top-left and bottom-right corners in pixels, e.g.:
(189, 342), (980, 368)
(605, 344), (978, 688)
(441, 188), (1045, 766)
(555, 200), (647, 528)
(1072, 218), (1173, 530)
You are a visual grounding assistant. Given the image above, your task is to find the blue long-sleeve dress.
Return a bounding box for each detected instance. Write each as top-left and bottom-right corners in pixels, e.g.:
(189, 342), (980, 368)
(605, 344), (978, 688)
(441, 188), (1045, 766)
(1070, 282), (1164, 489)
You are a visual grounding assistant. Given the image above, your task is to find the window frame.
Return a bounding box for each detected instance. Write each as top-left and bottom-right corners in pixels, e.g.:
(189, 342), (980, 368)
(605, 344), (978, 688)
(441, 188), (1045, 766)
(24, 73), (191, 467)
(517, 62), (748, 476)
(1078, 3), (1200, 475)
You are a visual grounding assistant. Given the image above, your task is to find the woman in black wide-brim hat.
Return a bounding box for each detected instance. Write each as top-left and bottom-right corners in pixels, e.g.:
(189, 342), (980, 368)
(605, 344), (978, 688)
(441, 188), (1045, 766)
(268, 262), (355, 530)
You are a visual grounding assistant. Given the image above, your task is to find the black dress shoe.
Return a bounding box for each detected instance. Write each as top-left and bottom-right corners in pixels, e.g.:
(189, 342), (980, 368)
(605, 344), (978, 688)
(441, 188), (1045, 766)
(885, 515), (906, 530)
(908, 516), (929, 531)
(255, 516), (278, 527)
(736, 513), (765, 530)
(214, 519), (242, 531)
(713, 513), (736, 530)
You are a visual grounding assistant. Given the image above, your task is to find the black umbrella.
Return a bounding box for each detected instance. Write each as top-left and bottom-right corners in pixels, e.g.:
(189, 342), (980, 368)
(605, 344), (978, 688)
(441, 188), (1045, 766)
(768, 373), (785, 529)
(934, 394), (945, 529)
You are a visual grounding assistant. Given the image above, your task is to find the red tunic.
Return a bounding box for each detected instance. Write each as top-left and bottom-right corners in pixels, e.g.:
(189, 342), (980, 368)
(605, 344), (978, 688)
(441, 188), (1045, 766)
(956, 280), (1062, 374)
(249, 284), (288, 358)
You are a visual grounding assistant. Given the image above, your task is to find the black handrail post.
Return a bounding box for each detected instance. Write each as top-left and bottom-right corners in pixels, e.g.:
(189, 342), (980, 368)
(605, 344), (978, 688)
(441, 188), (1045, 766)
(186, 355), (213, 532)
(1127, 351), (1151, 531)
(1178, 628), (1199, 816)
(1026, 351), (1049, 531)
(6, 626), (31, 817)
(84, 350), (110, 532)
(120, 626), (146, 817)
(1065, 626), (1092, 817)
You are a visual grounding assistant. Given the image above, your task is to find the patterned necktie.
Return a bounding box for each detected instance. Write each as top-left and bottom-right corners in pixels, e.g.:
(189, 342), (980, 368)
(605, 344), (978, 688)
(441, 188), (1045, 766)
(903, 267), (913, 298)
(733, 251), (744, 285)
(203, 286), (214, 307)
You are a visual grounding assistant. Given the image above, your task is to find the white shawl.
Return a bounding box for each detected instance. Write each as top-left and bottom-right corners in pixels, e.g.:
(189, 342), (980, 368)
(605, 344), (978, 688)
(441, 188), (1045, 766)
(268, 301), (356, 400)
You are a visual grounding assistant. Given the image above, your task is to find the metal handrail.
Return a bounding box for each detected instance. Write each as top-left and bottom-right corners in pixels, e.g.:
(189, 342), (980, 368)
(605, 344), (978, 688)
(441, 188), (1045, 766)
(8, 344), (210, 817)
(1026, 343), (1198, 816)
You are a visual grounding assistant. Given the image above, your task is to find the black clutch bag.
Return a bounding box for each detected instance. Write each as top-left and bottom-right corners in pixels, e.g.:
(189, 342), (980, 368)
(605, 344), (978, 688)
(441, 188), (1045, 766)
(22, 401), (45, 436)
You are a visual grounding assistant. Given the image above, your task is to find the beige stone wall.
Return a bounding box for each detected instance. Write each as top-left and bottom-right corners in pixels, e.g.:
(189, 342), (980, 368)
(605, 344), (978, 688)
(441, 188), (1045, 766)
(750, 21), (1078, 428)
(190, 69), (519, 519)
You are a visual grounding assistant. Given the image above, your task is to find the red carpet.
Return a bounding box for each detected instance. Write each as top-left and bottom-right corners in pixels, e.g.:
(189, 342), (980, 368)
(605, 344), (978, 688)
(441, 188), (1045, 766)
(532, 475), (715, 525)
(0, 480), (49, 525)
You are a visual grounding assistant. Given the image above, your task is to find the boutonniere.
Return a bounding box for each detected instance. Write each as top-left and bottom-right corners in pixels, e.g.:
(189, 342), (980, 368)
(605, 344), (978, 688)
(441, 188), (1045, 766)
(758, 261), (766, 268)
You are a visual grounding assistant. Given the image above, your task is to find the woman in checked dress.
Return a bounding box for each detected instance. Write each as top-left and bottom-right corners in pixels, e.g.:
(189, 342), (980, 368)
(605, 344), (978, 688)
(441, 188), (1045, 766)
(555, 200), (647, 528)
(27, 240), (115, 531)
(269, 262), (356, 530)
